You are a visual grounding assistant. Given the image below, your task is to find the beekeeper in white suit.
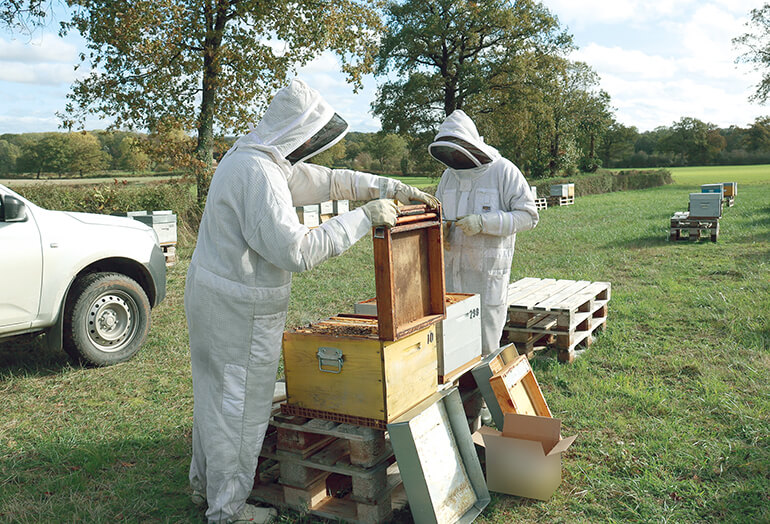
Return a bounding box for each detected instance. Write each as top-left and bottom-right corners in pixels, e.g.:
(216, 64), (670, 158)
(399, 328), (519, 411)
(431, 110), (538, 355)
(184, 78), (438, 524)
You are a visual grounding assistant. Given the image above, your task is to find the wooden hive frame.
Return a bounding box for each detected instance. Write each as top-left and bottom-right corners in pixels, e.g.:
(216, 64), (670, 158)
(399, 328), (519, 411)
(488, 354), (552, 418)
(372, 204), (446, 341)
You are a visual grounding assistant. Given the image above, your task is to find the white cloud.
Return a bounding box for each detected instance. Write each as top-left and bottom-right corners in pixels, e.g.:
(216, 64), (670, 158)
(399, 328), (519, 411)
(547, 0), (699, 27)
(0, 34), (78, 63)
(0, 62), (77, 85)
(573, 44), (677, 79)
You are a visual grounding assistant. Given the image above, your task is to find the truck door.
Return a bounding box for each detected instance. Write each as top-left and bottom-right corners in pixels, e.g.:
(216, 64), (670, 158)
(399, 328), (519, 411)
(0, 192), (43, 332)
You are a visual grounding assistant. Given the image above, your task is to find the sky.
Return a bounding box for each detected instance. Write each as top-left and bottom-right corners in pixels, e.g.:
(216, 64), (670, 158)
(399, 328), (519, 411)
(0, 0), (765, 135)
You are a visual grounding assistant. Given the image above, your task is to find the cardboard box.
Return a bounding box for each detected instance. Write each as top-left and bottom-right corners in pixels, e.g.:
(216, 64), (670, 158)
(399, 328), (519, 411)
(474, 413), (576, 501)
(388, 388), (490, 524)
(689, 193), (721, 218)
(355, 293), (482, 383)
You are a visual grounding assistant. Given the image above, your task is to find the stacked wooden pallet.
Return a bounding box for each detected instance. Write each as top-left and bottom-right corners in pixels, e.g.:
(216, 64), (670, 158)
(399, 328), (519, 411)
(534, 197), (548, 210)
(546, 195), (575, 206)
(502, 277), (611, 363)
(669, 211), (719, 242)
(251, 412), (406, 523)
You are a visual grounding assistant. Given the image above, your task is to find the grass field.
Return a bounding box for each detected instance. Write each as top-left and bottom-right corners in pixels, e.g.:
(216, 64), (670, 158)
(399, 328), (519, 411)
(0, 168), (768, 522)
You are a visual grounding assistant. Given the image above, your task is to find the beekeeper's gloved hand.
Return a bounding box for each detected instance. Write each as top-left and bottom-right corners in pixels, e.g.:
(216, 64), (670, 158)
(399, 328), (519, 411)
(456, 214), (483, 236)
(362, 199), (399, 227)
(394, 181), (440, 209)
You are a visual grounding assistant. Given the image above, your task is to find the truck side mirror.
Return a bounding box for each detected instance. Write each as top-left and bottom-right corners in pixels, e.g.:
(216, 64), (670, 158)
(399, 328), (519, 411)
(1, 195), (27, 222)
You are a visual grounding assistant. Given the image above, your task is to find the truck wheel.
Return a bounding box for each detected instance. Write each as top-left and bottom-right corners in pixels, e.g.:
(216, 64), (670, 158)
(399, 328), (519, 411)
(63, 272), (151, 366)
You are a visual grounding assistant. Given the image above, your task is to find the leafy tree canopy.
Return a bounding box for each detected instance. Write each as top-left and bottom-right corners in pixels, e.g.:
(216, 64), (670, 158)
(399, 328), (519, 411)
(734, 3), (770, 104)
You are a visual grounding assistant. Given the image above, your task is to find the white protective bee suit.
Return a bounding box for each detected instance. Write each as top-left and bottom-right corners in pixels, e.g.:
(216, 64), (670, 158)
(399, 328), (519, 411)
(432, 110), (539, 354)
(184, 78), (429, 523)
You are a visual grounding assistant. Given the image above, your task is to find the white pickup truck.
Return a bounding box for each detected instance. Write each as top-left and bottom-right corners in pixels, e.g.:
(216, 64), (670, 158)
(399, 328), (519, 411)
(0, 184), (166, 366)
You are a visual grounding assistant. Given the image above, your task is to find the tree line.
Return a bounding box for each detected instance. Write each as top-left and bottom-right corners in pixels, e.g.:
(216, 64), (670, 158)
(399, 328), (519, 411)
(2, 1), (769, 194)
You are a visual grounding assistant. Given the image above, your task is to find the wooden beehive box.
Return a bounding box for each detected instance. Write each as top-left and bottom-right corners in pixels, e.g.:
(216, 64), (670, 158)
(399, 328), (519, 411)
(355, 293), (481, 383)
(282, 315), (438, 429)
(489, 354), (552, 419)
(372, 204), (446, 341)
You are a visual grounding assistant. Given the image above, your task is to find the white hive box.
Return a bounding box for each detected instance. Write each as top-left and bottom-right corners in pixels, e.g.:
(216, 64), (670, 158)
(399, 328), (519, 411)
(550, 183), (574, 197)
(333, 200), (349, 214)
(127, 210), (177, 245)
(689, 193), (721, 218)
(319, 200), (334, 214)
(355, 293), (482, 383)
(530, 186), (537, 200)
(296, 204), (320, 227)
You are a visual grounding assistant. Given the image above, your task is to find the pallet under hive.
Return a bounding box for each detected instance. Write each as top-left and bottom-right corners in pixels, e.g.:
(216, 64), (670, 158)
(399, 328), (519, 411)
(669, 212), (719, 242)
(252, 412), (407, 524)
(503, 277), (611, 363)
(546, 195), (574, 206)
(534, 197), (548, 210)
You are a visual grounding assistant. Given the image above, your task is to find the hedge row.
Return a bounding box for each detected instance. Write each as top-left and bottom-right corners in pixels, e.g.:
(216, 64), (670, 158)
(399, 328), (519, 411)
(527, 169), (673, 197)
(12, 180), (201, 246)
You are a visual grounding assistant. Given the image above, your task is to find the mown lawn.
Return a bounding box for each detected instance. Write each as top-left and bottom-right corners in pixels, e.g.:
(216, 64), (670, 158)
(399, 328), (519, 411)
(0, 170), (768, 523)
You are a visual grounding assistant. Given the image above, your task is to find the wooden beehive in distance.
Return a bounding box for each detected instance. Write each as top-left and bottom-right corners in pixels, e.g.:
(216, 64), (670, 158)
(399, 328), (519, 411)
(372, 204), (446, 341)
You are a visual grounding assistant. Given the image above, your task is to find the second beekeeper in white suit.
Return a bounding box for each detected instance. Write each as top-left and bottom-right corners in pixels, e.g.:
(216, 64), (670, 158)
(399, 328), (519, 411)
(431, 109), (538, 355)
(184, 78), (437, 524)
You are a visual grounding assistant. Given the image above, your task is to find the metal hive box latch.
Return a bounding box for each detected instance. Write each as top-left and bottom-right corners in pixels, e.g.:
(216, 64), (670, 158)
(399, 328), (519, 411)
(316, 346), (344, 373)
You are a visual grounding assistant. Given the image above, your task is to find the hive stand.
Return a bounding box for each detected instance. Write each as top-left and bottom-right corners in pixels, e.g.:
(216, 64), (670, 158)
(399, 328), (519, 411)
(252, 413), (407, 524)
(669, 212), (719, 242)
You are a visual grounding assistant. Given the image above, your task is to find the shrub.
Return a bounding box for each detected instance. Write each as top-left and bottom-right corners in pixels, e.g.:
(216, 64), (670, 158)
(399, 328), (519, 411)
(526, 169), (673, 197)
(13, 180), (201, 246)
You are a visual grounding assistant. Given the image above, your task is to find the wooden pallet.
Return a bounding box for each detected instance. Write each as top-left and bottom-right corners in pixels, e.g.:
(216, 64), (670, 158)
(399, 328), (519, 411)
(724, 195), (735, 207)
(251, 413), (406, 523)
(546, 195), (574, 206)
(669, 212), (719, 242)
(503, 277), (611, 363)
(534, 197), (548, 210)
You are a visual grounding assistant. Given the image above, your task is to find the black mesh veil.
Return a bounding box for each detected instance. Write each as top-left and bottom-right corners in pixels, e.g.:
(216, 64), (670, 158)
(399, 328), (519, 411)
(286, 113), (349, 165)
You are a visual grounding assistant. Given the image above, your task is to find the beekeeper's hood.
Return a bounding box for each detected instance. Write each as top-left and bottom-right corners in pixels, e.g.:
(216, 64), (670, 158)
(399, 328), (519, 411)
(250, 78), (349, 165)
(429, 110), (500, 170)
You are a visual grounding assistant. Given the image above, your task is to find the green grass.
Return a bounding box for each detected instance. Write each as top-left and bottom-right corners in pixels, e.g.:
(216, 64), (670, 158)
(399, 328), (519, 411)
(668, 164), (770, 186)
(1, 168), (768, 522)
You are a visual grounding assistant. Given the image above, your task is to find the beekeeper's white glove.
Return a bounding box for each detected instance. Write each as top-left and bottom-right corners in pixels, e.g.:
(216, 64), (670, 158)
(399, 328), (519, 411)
(394, 182), (440, 209)
(362, 199), (399, 227)
(456, 214), (483, 236)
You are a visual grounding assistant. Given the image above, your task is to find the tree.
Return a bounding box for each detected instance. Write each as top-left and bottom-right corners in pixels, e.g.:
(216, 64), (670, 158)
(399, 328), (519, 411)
(366, 132), (407, 172)
(599, 121), (638, 168)
(744, 116), (770, 151)
(311, 139), (347, 168)
(734, 4), (770, 104)
(372, 0), (571, 136)
(116, 135), (151, 173)
(660, 117), (725, 165)
(68, 131), (109, 176)
(59, 0), (384, 205)
(0, 139), (21, 174)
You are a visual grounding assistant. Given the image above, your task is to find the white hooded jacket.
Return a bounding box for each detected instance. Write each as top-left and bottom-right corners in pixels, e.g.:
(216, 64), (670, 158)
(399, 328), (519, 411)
(433, 110), (539, 354)
(184, 79), (402, 522)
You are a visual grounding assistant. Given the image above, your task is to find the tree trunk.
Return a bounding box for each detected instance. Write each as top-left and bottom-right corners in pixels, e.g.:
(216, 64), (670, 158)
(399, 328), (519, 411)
(194, 1), (229, 207)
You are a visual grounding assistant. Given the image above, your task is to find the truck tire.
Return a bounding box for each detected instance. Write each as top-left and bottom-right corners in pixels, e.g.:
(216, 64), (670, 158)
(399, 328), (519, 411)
(63, 272), (151, 366)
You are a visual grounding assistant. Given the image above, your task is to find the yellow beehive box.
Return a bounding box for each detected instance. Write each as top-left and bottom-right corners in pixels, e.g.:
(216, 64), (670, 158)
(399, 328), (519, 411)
(283, 316), (438, 429)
